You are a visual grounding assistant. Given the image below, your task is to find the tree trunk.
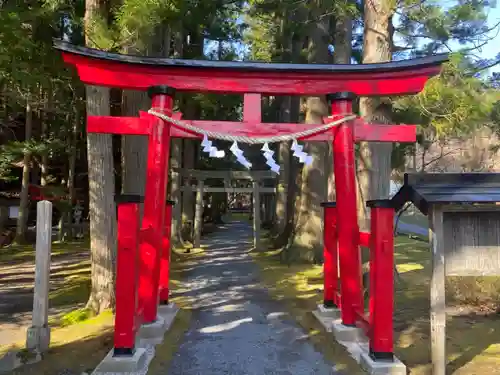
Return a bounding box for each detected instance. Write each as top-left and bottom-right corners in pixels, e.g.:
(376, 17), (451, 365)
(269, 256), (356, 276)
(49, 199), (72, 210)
(357, 0), (394, 230)
(84, 0), (117, 314)
(64, 108), (81, 240)
(327, 12), (352, 201)
(121, 89), (149, 198)
(292, 6), (330, 262)
(170, 28), (184, 243)
(180, 24), (203, 235)
(181, 139), (195, 233)
(275, 137), (290, 234)
(170, 140), (183, 244)
(15, 98), (33, 244)
(274, 13), (291, 235)
(275, 5), (305, 242)
(41, 86), (52, 187)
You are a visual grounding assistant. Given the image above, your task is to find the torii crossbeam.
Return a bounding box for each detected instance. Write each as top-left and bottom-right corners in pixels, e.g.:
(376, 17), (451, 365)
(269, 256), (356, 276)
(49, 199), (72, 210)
(53, 39), (448, 366)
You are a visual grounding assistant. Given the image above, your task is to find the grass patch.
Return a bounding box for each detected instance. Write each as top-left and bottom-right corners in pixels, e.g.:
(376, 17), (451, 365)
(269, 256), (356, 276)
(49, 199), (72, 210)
(2, 240), (198, 375)
(398, 210), (428, 228)
(0, 240), (90, 264)
(393, 236), (500, 375)
(58, 308), (94, 327)
(227, 212), (252, 222)
(49, 272), (91, 307)
(3, 312), (114, 375)
(253, 235), (500, 375)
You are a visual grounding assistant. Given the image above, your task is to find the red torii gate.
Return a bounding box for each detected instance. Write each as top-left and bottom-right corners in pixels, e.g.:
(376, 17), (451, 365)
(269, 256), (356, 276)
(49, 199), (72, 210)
(54, 40), (447, 364)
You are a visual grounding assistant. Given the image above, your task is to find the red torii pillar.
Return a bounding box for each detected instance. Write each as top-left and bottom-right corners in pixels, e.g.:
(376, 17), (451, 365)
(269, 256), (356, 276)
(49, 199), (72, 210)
(137, 86), (174, 324)
(328, 92), (364, 327)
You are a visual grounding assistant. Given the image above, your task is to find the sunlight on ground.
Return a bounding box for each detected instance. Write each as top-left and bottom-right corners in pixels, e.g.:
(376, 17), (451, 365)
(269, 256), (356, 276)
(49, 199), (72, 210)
(199, 317), (253, 333)
(1, 239), (199, 375)
(0, 241), (90, 263)
(253, 235), (500, 375)
(1, 312), (114, 375)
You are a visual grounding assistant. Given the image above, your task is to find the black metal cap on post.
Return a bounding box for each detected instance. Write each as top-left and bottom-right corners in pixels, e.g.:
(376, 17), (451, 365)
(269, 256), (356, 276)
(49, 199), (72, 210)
(320, 201), (337, 208)
(323, 300), (337, 308)
(370, 350), (394, 362)
(113, 347), (135, 357)
(114, 194), (145, 204)
(166, 199), (176, 206)
(366, 199), (393, 209)
(326, 92), (356, 103)
(147, 85), (176, 98)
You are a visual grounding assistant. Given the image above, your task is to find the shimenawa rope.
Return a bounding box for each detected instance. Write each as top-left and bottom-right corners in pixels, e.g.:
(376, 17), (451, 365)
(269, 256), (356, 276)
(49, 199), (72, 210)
(147, 109), (356, 144)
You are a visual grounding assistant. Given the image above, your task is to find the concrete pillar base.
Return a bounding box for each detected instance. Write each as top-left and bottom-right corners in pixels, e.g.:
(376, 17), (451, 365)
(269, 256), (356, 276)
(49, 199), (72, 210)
(360, 349), (407, 375)
(312, 304), (341, 332)
(26, 325), (50, 353)
(331, 319), (364, 342)
(138, 316), (167, 345)
(158, 302), (180, 332)
(93, 348), (148, 373)
(317, 304), (341, 318)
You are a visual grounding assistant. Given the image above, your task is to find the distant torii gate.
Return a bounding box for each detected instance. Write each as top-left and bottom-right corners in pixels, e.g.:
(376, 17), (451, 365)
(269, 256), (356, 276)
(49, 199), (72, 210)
(175, 168), (276, 248)
(54, 39), (447, 371)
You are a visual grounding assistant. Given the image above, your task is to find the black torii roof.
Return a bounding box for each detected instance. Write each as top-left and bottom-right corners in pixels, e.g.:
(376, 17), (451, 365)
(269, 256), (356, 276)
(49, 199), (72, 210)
(391, 173), (500, 216)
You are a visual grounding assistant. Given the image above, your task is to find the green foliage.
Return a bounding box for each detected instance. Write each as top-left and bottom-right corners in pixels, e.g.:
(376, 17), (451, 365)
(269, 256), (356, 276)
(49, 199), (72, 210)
(60, 308), (93, 327)
(394, 54), (497, 137)
(390, 54), (498, 174)
(395, 0), (495, 58)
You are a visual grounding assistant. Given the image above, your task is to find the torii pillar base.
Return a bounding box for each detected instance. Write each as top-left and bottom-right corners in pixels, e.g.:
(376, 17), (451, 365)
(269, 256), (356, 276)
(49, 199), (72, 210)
(360, 350), (406, 375)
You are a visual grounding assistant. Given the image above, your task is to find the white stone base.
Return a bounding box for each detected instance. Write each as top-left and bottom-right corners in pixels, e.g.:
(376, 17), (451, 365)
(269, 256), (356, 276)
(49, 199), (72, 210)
(331, 319), (364, 343)
(93, 348), (147, 373)
(158, 302), (179, 332)
(317, 304), (341, 318)
(312, 311), (334, 332)
(26, 325), (51, 353)
(138, 303), (180, 345)
(360, 350), (407, 375)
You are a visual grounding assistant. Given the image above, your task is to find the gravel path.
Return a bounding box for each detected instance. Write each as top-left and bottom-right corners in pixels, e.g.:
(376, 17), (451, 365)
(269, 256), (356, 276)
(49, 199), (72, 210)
(167, 221), (338, 375)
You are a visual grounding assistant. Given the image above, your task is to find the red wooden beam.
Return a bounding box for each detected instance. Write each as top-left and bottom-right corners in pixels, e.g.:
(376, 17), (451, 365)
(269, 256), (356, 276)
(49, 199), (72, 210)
(87, 116), (151, 135)
(243, 94), (262, 123)
(87, 115), (416, 143)
(54, 40), (447, 96)
(352, 120), (416, 142)
(359, 231), (371, 248)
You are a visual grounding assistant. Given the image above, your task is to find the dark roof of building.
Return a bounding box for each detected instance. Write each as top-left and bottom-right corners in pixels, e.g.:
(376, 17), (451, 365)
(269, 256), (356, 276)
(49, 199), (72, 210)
(391, 173), (500, 215)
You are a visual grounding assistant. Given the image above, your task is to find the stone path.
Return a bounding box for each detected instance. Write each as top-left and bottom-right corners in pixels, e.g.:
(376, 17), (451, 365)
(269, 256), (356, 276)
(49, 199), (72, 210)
(167, 221), (338, 375)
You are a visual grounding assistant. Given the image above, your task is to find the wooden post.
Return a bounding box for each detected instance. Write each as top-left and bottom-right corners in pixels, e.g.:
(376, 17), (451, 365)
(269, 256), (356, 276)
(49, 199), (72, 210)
(26, 200), (52, 353)
(224, 178), (230, 220)
(262, 194), (268, 223)
(429, 206), (446, 375)
(171, 170), (182, 241)
(253, 180), (261, 249)
(193, 179), (204, 248)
